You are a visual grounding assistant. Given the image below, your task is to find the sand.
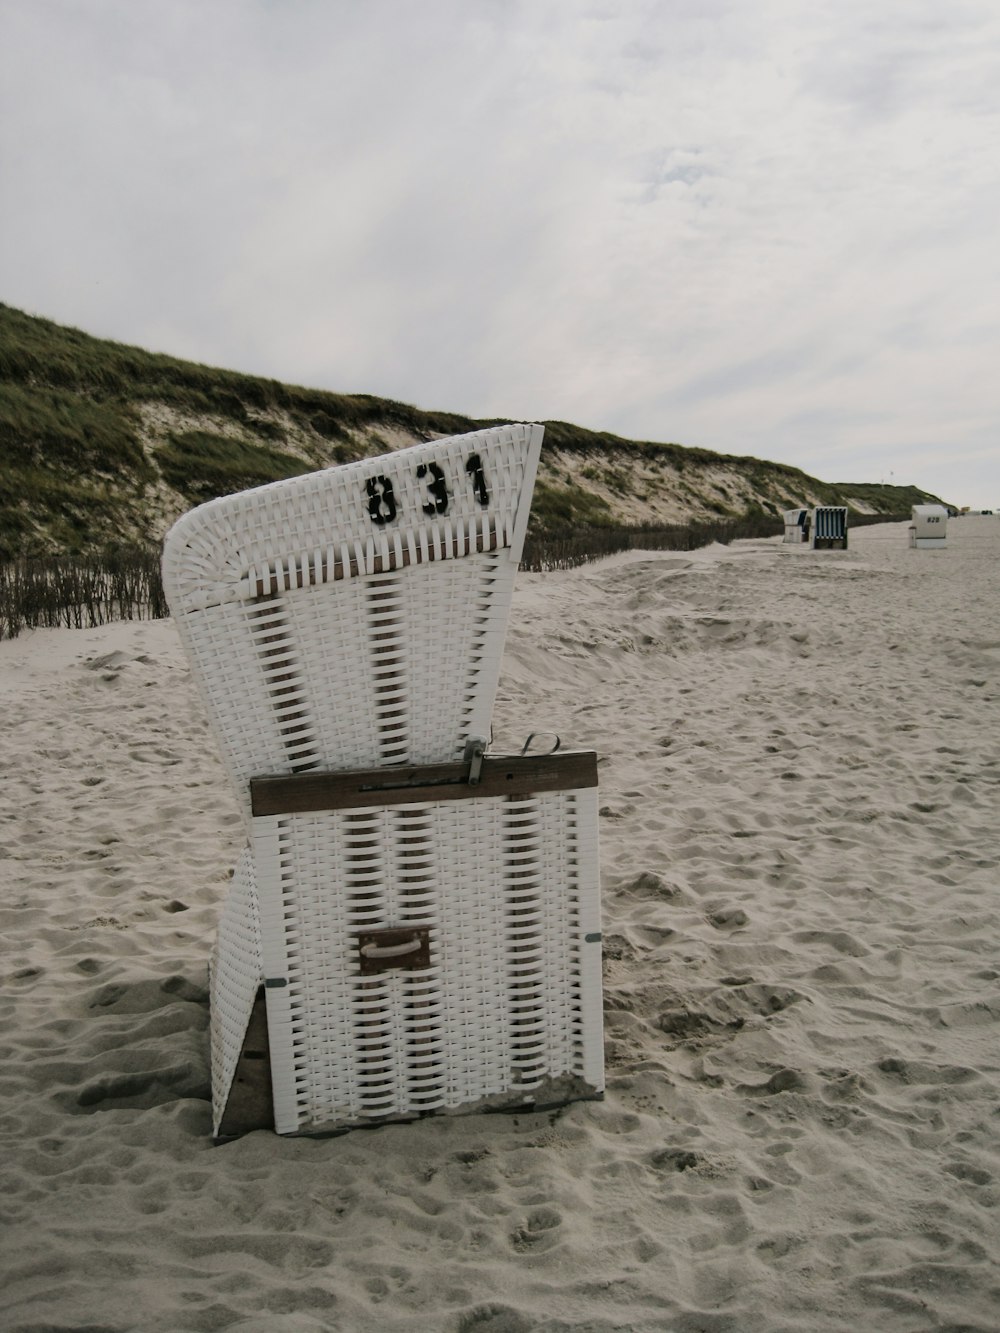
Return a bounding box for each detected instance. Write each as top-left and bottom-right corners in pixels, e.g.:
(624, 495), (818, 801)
(2, 516), (998, 1333)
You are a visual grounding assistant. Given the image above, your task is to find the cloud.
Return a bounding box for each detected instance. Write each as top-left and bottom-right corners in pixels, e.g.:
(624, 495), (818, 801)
(1, 0), (999, 502)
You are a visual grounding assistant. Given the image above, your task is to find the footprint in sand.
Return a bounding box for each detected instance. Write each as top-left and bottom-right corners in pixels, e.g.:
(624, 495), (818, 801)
(456, 1306), (534, 1333)
(650, 1147), (701, 1172)
(708, 907), (749, 929)
(943, 1161), (993, 1186)
(737, 1068), (812, 1096)
(509, 1206), (562, 1252)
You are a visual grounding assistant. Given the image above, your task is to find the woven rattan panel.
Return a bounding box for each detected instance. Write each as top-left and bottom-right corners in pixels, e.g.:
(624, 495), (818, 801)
(255, 788), (603, 1135)
(159, 425), (602, 1138)
(163, 425), (541, 820)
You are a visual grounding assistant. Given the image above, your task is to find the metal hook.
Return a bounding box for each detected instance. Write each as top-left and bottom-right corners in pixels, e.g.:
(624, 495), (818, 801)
(520, 731), (561, 757)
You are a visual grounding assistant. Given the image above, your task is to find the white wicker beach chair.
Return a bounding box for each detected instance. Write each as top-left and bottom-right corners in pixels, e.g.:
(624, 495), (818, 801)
(162, 424), (604, 1137)
(909, 504), (948, 549)
(782, 508), (810, 544)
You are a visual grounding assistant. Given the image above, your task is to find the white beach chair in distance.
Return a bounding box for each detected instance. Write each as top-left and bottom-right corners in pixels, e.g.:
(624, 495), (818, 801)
(909, 504), (948, 549)
(162, 424), (604, 1138)
(782, 508), (810, 544)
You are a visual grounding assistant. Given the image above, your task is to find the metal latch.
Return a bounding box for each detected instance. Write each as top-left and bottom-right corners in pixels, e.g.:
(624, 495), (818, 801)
(464, 736), (488, 785)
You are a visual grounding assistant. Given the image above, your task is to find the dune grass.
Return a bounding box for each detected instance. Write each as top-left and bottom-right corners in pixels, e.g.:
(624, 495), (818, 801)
(0, 300), (948, 561)
(153, 431), (314, 506)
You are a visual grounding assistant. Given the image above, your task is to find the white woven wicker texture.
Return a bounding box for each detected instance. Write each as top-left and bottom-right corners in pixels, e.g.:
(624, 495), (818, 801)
(160, 425), (550, 1136)
(254, 787), (603, 1135)
(162, 424), (543, 817)
(162, 426), (537, 610)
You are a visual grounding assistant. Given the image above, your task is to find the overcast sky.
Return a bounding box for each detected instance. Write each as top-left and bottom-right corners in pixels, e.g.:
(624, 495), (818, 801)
(2, 1), (999, 506)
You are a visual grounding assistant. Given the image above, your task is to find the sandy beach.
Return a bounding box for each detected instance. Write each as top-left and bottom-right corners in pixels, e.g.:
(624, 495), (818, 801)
(2, 516), (998, 1333)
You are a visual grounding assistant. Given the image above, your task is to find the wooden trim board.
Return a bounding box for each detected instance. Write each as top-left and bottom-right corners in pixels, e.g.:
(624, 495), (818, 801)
(250, 751), (599, 816)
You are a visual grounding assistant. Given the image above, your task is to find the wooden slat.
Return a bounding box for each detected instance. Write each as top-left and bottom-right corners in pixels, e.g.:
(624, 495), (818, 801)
(250, 751), (598, 816)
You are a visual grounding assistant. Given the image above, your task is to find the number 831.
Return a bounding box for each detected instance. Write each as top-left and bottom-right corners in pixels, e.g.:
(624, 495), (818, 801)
(365, 454), (490, 526)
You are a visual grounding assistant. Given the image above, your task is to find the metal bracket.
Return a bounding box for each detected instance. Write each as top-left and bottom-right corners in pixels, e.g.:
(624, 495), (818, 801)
(464, 736), (488, 786)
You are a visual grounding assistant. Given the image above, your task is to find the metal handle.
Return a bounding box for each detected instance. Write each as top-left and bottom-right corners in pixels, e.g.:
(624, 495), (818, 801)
(360, 938), (422, 959)
(356, 926), (431, 974)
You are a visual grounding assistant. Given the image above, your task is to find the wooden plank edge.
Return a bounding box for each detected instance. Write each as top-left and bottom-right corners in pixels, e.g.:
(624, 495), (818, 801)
(250, 751), (599, 816)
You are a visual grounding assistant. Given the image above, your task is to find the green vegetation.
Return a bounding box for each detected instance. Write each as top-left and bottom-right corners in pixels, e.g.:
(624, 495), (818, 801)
(0, 381), (148, 475)
(0, 375), (154, 556)
(0, 301), (950, 565)
(0, 301), (483, 556)
(529, 480), (614, 530)
(602, 466), (633, 495)
(154, 431), (312, 506)
(822, 480), (942, 511)
(0, 302), (479, 441)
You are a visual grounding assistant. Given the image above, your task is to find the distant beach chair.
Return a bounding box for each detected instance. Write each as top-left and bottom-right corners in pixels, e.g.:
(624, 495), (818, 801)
(909, 504), (948, 549)
(162, 424), (604, 1138)
(810, 506), (848, 550)
(782, 508), (810, 544)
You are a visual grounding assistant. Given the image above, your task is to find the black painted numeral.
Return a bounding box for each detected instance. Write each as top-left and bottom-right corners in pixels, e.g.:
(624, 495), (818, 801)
(366, 456), (491, 524)
(417, 462), (449, 515)
(366, 475), (397, 524)
(466, 453), (490, 506)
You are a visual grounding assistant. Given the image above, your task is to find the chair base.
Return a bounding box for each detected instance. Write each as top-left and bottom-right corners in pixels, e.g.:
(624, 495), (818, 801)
(215, 1088), (604, 1145)
(211, 752), (604, 1139)
(213, 991), (604, 1144)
